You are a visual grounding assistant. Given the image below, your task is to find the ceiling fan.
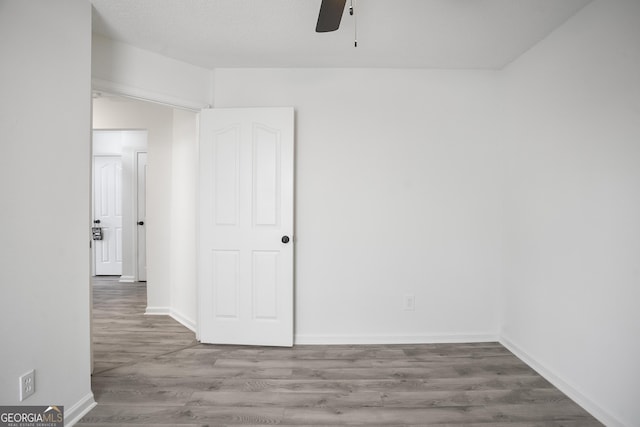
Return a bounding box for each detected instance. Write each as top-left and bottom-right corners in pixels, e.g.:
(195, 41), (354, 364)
(315, 0), (348, 33)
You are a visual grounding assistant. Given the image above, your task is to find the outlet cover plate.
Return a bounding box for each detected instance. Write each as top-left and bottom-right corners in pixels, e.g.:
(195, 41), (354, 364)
(19, 369), (35, 401)
(403, 294), (415, 311)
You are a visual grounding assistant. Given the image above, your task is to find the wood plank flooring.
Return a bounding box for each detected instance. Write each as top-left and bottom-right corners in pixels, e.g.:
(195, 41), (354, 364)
(78, 278), (602, 426)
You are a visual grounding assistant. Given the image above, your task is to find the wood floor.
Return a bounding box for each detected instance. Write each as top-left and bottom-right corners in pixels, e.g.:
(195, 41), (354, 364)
(78, 278), (602, 426)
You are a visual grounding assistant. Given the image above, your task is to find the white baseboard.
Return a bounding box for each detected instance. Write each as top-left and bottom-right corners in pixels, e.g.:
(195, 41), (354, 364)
(170, 308), (196, 333)
(144, 306), (170, 316)
(118, 275), (135, 283)
(64, 392), (97, 426)
(144, 306), (196, 333)
(500, 335), (625, 427)
(294, 332), (499, 345)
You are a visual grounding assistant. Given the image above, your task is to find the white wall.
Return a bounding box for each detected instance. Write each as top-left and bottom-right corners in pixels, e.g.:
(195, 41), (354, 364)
(93, 130), (147, 281)
(0, 0), (95, 422)
(93, 97), (174, 312)
(501, 1), (640, 426)
(93, 129), (147, 156)
(170, 110), (199, 330)
(214, 68), (504, 343)
(92, 35), (213, 110)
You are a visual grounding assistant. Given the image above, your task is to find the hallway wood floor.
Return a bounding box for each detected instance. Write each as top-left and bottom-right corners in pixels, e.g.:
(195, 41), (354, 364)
(78, 279), (602, 426)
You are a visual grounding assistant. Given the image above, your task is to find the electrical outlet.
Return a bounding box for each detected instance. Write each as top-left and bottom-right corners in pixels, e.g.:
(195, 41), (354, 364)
(19, 369), (35, 401)
(403, 294), (415, 311)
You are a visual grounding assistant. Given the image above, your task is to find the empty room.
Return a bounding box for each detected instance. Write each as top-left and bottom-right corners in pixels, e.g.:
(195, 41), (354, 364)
(1, 0), (639, 426)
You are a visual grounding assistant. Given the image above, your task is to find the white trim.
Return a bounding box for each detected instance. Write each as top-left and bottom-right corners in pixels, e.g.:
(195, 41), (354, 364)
(118, 275), (135, 283)
(170, 309), (197, 333)
(92, 77), (209, 112)
(64, 392), (97, 426)
(500, 335), (625, 427)
(195, 111), (202, 343)
(144, 306), (171, 315)
(295, 332), (499, 345)
(144, 307), (196, 332)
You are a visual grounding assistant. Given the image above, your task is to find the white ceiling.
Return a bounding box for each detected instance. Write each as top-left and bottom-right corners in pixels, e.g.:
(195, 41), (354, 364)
(90, 0), (591, 70)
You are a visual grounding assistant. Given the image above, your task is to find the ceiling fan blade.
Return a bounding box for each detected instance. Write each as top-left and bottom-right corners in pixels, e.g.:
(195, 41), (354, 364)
(316, 0), (347, 32)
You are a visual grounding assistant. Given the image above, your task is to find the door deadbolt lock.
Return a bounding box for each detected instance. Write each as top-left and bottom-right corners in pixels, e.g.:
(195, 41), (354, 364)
(281, 235), (290, 244)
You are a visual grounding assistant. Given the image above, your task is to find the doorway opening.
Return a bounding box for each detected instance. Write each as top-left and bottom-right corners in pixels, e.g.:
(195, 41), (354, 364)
(92, 129), (147, 282)
(90, 91), (200, 377)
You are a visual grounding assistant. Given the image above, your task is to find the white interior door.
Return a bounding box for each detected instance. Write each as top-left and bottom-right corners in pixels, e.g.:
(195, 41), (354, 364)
(198, 107), (294, 347)
(136, 152), (147, 282)
(93, 156), (123, 276)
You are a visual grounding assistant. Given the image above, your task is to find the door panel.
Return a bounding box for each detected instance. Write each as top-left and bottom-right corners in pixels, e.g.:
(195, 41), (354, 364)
(212, 250), (240, 319)
(253, 124), (280, 227)
(213, 126), (240, 226)
(199, 108), (294, 347)
(252, 251), (279, 320)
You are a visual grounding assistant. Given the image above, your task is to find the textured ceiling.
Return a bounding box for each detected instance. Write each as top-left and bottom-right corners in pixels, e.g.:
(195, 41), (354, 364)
(90, 0), (591, 69)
